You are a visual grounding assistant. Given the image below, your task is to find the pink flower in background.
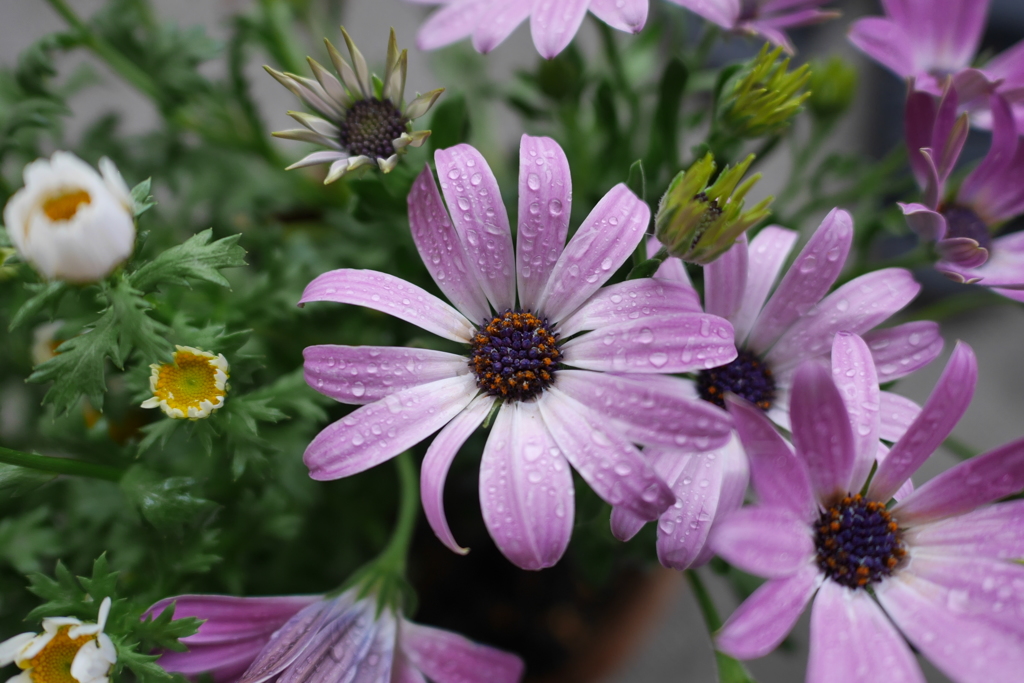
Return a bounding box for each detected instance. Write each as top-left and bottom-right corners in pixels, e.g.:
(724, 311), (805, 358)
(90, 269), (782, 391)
(848, 0), (1024, 130)
(146, 591), (523, 683)
(407, 0), (648, 59)
(711, 338), (1024, 683)
(608, 212), (939, 570)
(900, 87), (1024, 299)
(665, 0), (839, 53)
(300, 134), (737, 570)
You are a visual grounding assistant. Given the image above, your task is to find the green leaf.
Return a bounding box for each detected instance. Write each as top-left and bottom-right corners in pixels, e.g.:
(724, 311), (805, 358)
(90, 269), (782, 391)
(28, 308), (120, 413)
(428, 94), (470, 153)
(0, 463), (57, 497)
(626, 160), (646, 202)
(715, 652), (758, 683)
(131, 178), (157, 217)
(129, 229), (246, 292)
(0, 507), (61, 574)
(120, 466), (217, 531)
(135, 603), (202, 653)
(9, 281), (68, 331)
(108, 281), (173, 363)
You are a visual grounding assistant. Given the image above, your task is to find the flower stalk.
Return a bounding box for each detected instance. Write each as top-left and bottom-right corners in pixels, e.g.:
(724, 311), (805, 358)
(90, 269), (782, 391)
(685, 570), (757, 683)
(0, 445), (123, 483)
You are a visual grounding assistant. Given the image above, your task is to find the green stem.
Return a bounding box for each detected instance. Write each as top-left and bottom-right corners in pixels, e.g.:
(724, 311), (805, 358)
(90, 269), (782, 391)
(943, 436), (978, 460)
(0, 446), (123, 483)
(377, 451), (419, 575)
(43, 0), (164, 105)
(692, 25), (721, 70)
(627, 246), (669, 280)
(685, 570), (757, 683)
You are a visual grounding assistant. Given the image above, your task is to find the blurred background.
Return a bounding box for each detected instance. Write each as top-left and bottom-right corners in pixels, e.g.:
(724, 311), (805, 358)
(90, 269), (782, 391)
(2, 1), (1023, 681)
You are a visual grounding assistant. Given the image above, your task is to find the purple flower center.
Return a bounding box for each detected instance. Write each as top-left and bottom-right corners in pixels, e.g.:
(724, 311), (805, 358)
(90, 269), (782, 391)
(338, 98), (407, 160)
(941, 205), (993, 251)
(469, 310), (561, 402)
(696, 349), (775, 411)
(815, 494), (906, 589)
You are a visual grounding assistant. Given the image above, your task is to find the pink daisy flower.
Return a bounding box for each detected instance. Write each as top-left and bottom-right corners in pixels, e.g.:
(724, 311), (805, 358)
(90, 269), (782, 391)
(848, 0), (1024, 130)
(609, 211), (940, 569)
(146, 591), (523, 683)
(406, 0), (649, 59)
(900, 87), (1024, 299)
(711, 336), (1024, 683)
(665, 0), (839, 54)
(299, 135), (738, 570)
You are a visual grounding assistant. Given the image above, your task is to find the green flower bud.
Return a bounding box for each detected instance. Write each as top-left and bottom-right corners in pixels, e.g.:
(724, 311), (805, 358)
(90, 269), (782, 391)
(655, 153), (773, 265)
(720, 44), (811, 139)
(807, 57), (857, 122)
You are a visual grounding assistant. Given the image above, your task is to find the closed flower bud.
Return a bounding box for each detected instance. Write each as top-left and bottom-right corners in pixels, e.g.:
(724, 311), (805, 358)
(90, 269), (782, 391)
(719, 44), (811, 138)
(808, 57), (857, 122)
(3, 153), (136, 283)
(655, 153), (773, 265)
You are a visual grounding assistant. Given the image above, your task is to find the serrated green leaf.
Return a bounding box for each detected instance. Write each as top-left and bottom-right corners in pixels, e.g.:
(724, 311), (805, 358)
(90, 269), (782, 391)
(131, 178), (157, 217)
(78, 554), (119, 603)
(136, 603), (202, 653)
(28, 308), (120, 414)
(129, 229), (246, 292)
(0, 507), (61, 574)
(9, 281), (68, 331)
(119, 466), (217, 531)
(137, 418), (183, 455)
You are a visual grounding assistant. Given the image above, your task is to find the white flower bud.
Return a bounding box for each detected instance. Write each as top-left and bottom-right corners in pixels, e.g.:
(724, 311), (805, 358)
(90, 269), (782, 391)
(3, 152), (136, 283)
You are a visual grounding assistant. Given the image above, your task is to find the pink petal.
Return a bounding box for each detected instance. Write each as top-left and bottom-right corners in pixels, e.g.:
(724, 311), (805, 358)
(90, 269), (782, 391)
(304, 345), (469, 405)
(656, 436), (749, 570)
(716, 564), (822, 660)
(847, 17), (915, 79)
(704, 235), (749, 321)
(905, 499), (1024, 560)
(479, 402), (575, 570)
(350, 614), (397, 683)
(530, 0), (590, 59)
(145, 595), (319, 645)
(648, 237), (694, 285)
(807, 580), (925, 683)
(556, 278), (703, 338)
(830, 332), (880, 491)
(901, 554), (1024, 635)
(471, 1), (532, 53)
(899, 202), (947, 241)
(894, 434), (1024, 524)
(726, 394), (815, 520)
(560, 313), (736, 374)
(417, 0), (489, 51)
(238, 599), (336, 683)
(273, 599), (378, 683)
(299, 270), (474, 343)
(863, 321), (943, 383)
(790, 361), (857, 503)
(434, 144), (515, 311)
(515, 135), (572, 311)
(391, 652), (427, 683)
(408, 165), (491, 323)
(878, 391), (921, 442)
(937, 237), (989, 269)
(610, 504), (646, 541)
(588, 0), (648, 33)
(767, 268), (922, 373)
(421, 395), (493, 555)
(941, 231), (1024, 288)
(538, 184), (649, 323)
(538, 388), (674, 520)
(876, 573), (1024, 683)
(868, 342), (977, 502)
(160, 640), (268, 682)
(399, 620), (524, 683)
(747, 208), (853, 355)
(731, 226), (799, 344)
(709, 506), (816, 578)
(555, 370), (732, 450)
(664, 0), (737, 28)
(961, 94), (1020, 219)
(303, 375), (477, 481)
(909, 0), (986, 73)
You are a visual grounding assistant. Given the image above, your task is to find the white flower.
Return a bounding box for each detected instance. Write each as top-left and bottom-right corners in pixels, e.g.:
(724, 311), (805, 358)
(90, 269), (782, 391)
(0, 597), (117, 683)
(141, 345), (230, 419)
(3, 153), (136, 283)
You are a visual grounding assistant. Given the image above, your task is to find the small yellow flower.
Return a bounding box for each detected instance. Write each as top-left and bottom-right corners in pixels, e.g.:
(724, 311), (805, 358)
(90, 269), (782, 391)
(141, 346), (229, 419)
(0, 597), (116, 683)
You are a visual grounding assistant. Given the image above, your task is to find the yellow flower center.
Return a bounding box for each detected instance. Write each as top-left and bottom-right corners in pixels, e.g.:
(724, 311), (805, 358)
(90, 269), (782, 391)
(21, 626), (93, 683)
(152, 349), (226, 414)
(42, 190), (92, 222)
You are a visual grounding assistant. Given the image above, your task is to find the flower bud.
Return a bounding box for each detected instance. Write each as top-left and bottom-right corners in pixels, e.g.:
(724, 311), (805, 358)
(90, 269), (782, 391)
(807, 57), (857, 122)
(719, 44), (811, 138)
(655, 153), (773, 265)
(3, 153), (135, 283)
